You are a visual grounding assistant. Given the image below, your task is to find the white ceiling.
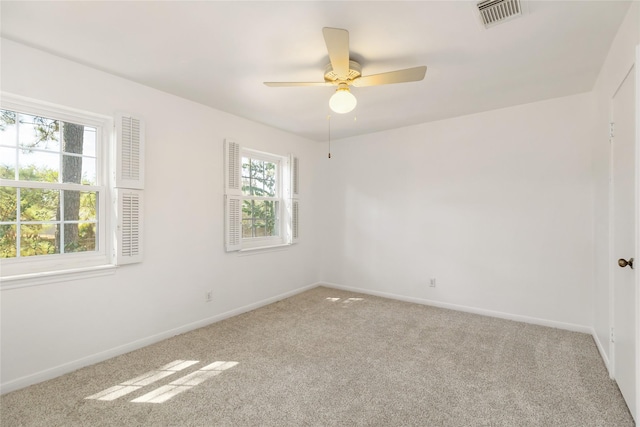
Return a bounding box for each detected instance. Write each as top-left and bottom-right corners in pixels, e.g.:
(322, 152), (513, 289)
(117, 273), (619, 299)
(0, 1), (632, 141)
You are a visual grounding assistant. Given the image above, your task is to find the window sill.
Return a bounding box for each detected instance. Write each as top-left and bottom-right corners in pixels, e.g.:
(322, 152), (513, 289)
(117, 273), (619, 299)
(237, 243), (291, 256)
(0, 264), (117, 291)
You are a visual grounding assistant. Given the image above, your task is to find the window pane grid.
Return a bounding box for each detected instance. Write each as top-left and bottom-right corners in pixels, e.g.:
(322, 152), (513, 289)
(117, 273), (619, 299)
(0, 179), (102, 192)
(1, 186), (100, 258)
(240, 153), (282, 242)
(1, 110), (98, 185)
(244, 196), (279, 202)
(241, 156), (279, 198)
(242, 199), (280, 238)
(1, 107), (102, 259)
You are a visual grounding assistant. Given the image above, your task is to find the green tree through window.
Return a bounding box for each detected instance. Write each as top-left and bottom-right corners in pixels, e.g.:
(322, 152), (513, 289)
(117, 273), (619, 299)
(241, 155), (280, 238)
(0, 109), (98, 258)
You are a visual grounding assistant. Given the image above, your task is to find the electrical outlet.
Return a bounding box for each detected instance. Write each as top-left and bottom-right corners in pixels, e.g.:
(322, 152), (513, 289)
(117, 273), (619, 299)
(205, 291), (213, 302)
(429, 278), (436, 287)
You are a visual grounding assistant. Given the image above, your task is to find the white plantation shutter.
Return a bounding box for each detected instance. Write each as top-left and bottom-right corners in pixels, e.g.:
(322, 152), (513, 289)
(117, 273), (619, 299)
(289, 154), (300, 244)
(114, 112), (145, 265)
(291, 199), (300, 243)
(224, 139), (242, 251)
(115, 189), (143, 265)
(290, 154), (300, 197)
(225, 139), (241, 196)
(225, 195), (242, 251)
(115, 113), (145, 189)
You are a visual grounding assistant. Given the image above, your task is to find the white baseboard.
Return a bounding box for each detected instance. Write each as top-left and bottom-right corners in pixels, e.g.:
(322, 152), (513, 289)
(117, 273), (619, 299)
(323, 283), (616, 382)
(1, 283), (318, 394)
(1, 281), (605, 395)
(320, 282), (593, 334)
(590, 327), (612, 377)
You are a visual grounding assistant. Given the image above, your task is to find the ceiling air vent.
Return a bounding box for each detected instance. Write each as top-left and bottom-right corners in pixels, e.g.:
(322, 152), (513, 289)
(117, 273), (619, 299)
(477, 0), (522, 28)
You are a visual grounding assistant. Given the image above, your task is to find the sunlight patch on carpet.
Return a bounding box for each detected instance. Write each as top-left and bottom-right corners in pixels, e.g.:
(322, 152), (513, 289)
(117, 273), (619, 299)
(86, 360), (238, 403)
(326, 297), (364, 305)
(131, 361), (238, 404)
(85, 360), (199, 401)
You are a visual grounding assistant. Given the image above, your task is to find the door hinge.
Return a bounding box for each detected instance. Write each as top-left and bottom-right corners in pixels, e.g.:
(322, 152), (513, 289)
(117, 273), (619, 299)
(609, 122), (615, 138)
(610, 327), (615, 343)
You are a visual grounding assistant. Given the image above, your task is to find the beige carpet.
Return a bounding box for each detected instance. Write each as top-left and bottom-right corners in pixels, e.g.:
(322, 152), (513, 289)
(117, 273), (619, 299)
(0, 286), (634, 426)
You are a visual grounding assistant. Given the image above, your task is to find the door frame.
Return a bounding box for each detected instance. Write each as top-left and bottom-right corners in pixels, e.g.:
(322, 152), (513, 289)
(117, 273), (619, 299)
(608, 44), (640, 418)
(635, 43), (640, 420)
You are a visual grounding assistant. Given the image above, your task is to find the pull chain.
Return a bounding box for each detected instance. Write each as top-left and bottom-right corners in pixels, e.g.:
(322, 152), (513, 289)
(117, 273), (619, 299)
(327, 114), (332, 159)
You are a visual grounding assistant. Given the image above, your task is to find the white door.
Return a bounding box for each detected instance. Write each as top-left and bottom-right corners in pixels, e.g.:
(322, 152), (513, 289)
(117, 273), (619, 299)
(612, 62), (637, 421)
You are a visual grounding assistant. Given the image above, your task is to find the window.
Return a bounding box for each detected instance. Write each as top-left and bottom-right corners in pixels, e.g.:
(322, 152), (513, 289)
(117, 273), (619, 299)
(0, 98), (111, 279)
(224, 140), (299, 251)
(1, 110), (101, 258)
(241, 151), (281, 241)
(0, 96), (144, 284)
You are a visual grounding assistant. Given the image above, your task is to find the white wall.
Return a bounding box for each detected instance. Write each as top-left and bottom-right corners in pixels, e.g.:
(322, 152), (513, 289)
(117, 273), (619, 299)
(320, 92), (596, 330)
(0, 39), (324, 391)
(2, 2), (638, 393)
(591, 2), (639, 366)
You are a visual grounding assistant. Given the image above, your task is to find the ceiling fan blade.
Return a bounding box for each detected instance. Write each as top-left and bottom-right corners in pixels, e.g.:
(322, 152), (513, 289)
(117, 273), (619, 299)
(264, 82), (333, 87)
(322, 27), (350, 80)
(352, 66), (427, 87)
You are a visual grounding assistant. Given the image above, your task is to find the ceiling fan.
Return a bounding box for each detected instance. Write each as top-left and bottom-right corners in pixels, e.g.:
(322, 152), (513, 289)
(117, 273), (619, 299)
(264, 27), (427, 114)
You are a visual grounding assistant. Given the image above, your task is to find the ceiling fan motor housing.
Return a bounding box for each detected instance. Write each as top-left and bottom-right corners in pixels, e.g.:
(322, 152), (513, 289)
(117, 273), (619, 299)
(324, 60), (362, 83)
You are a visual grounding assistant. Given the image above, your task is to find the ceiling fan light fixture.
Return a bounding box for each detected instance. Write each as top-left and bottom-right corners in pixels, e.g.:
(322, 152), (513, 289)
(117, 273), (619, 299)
(329, 84), (357, 114)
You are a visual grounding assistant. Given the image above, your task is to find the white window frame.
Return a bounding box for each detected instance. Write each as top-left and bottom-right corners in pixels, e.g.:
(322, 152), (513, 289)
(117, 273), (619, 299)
(224, 139), (298, 252)
(240, 148), (286, 250)
(0, 94), (115, 286)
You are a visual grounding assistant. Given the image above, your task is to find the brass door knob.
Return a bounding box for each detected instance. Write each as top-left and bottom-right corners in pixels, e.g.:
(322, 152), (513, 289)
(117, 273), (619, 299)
(618, 258), (634, 269)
